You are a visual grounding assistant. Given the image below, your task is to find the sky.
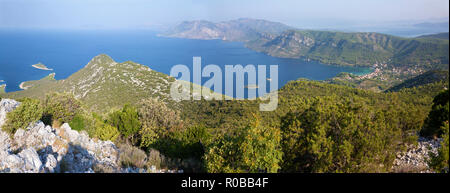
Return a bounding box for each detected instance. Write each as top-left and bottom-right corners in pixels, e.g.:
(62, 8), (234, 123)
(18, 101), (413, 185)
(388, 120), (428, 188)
(0, 0), (449, 30)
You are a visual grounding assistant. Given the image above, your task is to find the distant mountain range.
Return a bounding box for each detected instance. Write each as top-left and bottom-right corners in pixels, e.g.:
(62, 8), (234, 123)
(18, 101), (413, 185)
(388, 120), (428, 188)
(162, 19), (449, 68)
(417, 32), (449, 40)
(413, 22), (449, 29)
(387, 70), (449, 92)
(160, 18), (293, 42)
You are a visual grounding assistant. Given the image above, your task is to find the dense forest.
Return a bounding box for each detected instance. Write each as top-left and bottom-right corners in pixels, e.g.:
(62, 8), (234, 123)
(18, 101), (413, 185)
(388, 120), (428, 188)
(2, 76), (448, 173)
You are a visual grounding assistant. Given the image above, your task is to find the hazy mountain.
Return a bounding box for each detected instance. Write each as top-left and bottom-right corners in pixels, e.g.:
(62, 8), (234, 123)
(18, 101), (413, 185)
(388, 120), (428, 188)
(247, 30), (449, 68)
(413, 22), (449, 29)
(417, 32), (449, 40)
(164, 19), (449, 69)
(160, 18), (294, 42)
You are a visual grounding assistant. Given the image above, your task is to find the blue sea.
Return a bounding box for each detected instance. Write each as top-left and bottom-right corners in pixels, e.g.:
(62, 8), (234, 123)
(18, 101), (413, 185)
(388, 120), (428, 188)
(0, 29), (371, 95)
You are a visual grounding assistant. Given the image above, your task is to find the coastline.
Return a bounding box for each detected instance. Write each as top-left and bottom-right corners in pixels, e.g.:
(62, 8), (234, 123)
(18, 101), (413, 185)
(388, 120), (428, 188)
(19, 82), (29, 90)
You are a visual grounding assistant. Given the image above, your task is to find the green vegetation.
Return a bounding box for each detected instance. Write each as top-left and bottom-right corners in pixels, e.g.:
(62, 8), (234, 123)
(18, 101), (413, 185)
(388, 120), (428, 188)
(0, 54), (177, 113)
(249, 30), (449, 68)
(2, 98), (43, 135)
(421, 90), (449, 137)
(118, 143), (148, 168)
(164, 20), (448, 93)
(108, 104), (141, 142)
(1, 53), (448, 173)
(138, 98), (184, 150)
(2, 76), (447, 173)
(165, 20), (449, 68)
(417, 32), (449, 40)
(69, 114), (86, 132)
(429, 122), (449, 173)
(0, 85), (5, 95)
(388, 70), (449, 92)
(43, 92), (82, 126)
(19, 73), (56, 90)
(205, 117), (282, 173)
(95, 123), (120, 142)
(280, 96), (402, 172)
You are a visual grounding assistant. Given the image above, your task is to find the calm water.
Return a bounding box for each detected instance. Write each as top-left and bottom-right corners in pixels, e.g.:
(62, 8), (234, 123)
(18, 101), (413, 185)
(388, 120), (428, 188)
(0, 29), (371, 95)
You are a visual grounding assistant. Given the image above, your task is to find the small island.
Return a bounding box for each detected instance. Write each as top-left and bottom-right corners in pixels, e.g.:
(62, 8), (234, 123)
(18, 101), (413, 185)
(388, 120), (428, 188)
(245, 84), (259, 89)
(32, 62), (53, 71)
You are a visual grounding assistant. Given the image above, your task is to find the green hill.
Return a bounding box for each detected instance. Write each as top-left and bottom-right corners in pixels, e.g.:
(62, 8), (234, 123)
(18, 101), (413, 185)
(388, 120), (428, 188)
(387, 70), (449, 92)
(161, 18), (293, 42)
(247, 30), (449, 68)
(164, 19), (449, 70)
(417, 32), (449, 40)
(0, 54), (221, 113)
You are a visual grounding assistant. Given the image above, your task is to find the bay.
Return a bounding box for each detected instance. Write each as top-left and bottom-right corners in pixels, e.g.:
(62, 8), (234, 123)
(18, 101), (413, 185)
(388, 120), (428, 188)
(0, 29), (371, 95)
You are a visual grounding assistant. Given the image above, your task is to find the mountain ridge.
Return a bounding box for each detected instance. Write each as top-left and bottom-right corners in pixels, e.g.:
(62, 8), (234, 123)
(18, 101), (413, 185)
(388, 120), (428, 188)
(163, 19), (449, 69)
(0, 54), (209, 113)
(161, 18), (294, 42)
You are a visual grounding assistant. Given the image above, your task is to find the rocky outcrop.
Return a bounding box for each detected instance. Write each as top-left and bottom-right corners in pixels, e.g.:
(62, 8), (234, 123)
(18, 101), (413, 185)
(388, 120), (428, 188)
(392, 137), (442, 173)
(0, 98), (185, 173)
(0, 99), (20, 127)
(0, 99), (119, 173)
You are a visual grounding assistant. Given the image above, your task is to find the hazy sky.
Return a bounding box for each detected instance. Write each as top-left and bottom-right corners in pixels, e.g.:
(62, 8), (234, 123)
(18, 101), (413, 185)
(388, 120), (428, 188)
(0, 0), (448, 29)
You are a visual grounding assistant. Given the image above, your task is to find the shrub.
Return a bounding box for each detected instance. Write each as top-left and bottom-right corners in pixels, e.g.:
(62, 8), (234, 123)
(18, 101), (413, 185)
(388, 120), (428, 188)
(139, 124), (159, 149)
(95, 123), (120, 142)
(280, 96), (402, 173)
(429, 121), (449, 173)
(69, 114), (86, 131)
(151, 125), (210, 160)
(2, 98), (43, 135)
(80, 113), (104, 138)
(108, 104), (141, 142)
(43, 92), (82, 125)
(118, 143), (147, 168)
(204, 117), (283, 173)
(147, 148), (162, 169)
(138, 98), (183, 148)
(421, 90), (449, 137)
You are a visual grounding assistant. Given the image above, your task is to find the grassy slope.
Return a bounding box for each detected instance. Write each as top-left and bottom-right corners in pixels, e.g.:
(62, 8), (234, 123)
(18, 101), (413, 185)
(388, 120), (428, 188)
(417, 32), (449, 40)
(0, 85), (5, 95)
(387, 70), (449, 92)
(0, 54), (223, 113)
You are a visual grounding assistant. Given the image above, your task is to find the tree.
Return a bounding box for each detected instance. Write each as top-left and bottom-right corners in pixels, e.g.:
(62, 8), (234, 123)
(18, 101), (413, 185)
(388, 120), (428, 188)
(429, 121), (449, 173)
(138, 98), (183, 148)
(95, 123), (120, 142)
(280, 96), (401, 173)
(43, 92), (82, 126)
(204, 116), (283, 173)
(108, 104), (141, 142)
(421, 90), (449, 137)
